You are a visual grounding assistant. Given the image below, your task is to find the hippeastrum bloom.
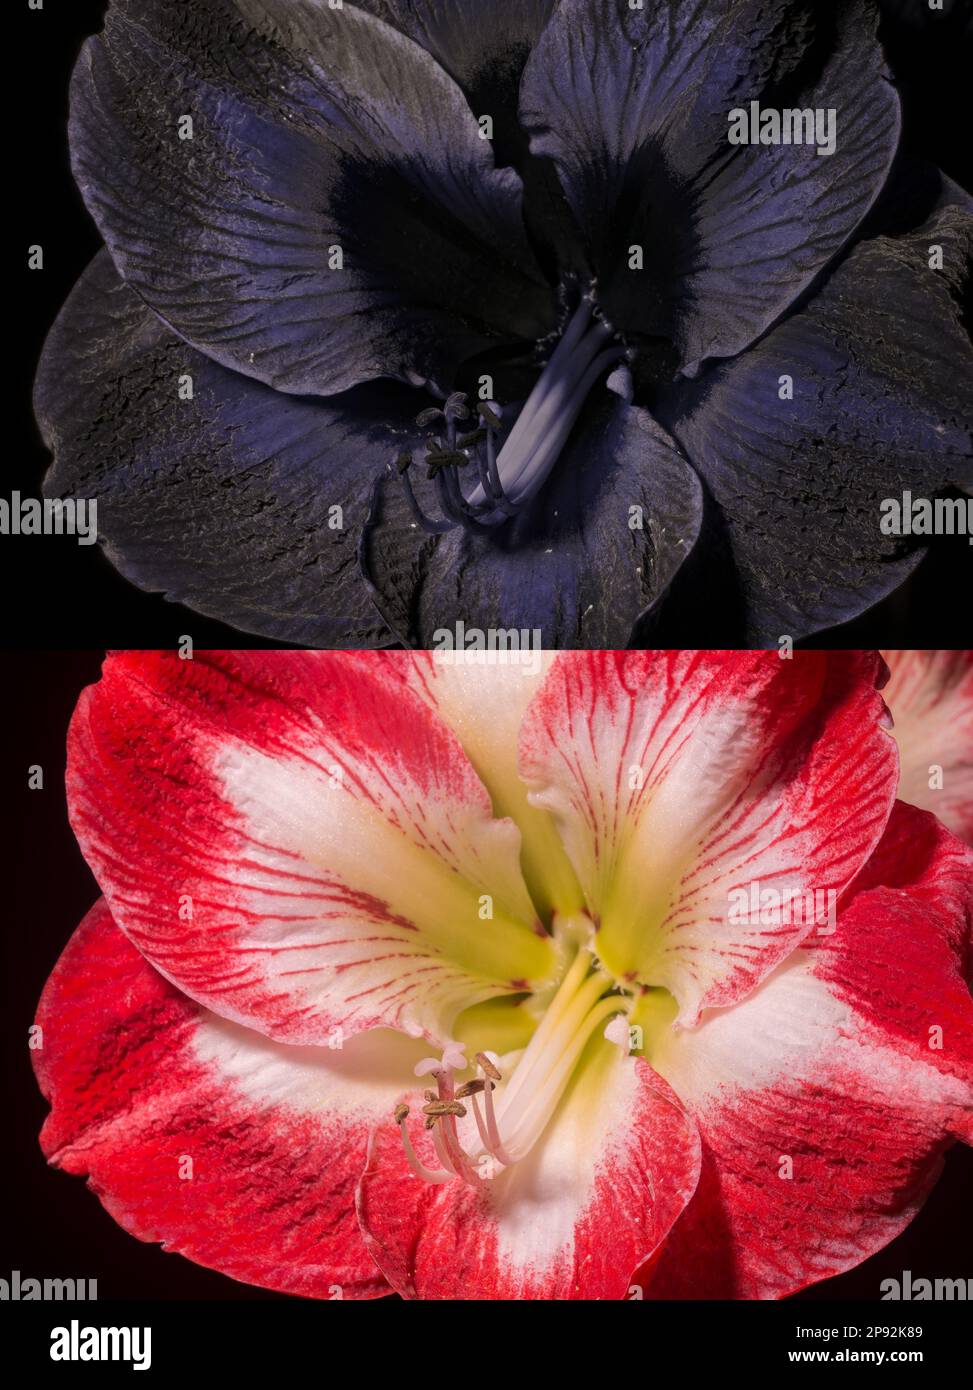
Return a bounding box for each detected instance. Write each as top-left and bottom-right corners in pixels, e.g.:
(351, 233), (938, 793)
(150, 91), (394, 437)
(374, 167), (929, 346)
(35, 650), (973, 1299)
(36, 0), (972, 647)
(882, 649), (973, 846)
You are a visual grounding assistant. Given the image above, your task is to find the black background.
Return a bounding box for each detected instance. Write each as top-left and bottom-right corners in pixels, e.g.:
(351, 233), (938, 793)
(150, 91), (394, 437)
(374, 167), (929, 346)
(7, 0), (973, 649)
(3, 651), (971, 1302)
(3, 0), (973, 1308)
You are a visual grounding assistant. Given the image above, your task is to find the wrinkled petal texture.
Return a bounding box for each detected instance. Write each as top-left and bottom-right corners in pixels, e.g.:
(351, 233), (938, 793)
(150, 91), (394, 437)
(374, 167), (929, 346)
(644, 802), (973, 1298)
(69, 0), (553, 396)
(36, 251), (413, 648)
(67, 651), (556, 1047)
(361, 393), (703, 649)
(33, 899), (437, 1298)
(669, 189), (973, 643)
(357, 1037), (700, 1299)
(521, 0), (900, 370)
(882, 650), (973, 845)
(519, 651), (897, 1024)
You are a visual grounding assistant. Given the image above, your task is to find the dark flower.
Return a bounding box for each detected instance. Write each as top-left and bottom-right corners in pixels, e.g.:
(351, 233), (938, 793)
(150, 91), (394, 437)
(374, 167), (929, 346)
(37, 0), (973, 646)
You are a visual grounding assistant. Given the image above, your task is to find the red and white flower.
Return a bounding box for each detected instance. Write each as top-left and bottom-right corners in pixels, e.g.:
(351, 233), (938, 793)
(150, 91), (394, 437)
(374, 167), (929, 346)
(882, 650), (973, 846)
(34, 651), (973, 1299)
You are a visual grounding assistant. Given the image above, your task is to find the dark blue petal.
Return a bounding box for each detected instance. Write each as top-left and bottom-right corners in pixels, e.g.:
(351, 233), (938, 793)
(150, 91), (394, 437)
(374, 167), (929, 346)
(360, 390), (703, 648)
(357, 0), (580, 272)
(35, 252), (428, 646)
(359, 0), (556, 154)
(69, 0), (554, 398)
(665, 186), (973, 644)
(521, 0), (900, 372)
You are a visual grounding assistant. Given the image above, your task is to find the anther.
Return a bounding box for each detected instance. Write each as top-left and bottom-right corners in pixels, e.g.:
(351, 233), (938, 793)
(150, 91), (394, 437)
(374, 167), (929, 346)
(455, 1079), (489, 1098)
(444, 391), (470, 422)
(422, 1100), (467, 1118)
(393, 1103), (410, 1124)
(391, 302), (625, 533)
(476, 1053), (502, 1081)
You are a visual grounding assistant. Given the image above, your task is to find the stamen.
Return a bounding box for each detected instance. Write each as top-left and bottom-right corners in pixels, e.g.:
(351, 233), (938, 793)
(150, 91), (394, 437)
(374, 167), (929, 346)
(396, 956), (628, 1186)
(393, 1103), (453, 1183)
(472, 1061), (518, 1167)
(455, 1078), (488, 1098)
(422, 1100), (467, 1118)
(475, 1052), (502, 1082)
(393, 298), (627, 532)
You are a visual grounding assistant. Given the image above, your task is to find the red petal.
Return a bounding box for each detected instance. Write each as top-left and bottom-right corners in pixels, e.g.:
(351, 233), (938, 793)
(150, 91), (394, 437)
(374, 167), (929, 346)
(67, 651), (554, 1046)
(882, 649), (973, 845)
(33, 899), (433, 1299)
(642, 802), (973, 1298)
(356, 1042), (700, 1300)
(519, 651), (896, 1022)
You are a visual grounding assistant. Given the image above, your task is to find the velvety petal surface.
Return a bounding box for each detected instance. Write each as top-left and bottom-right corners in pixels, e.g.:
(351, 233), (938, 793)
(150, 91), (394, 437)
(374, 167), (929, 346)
(359, 1), (555, 150)
(642, 803), (973, 1298)
(356, 0), (580, 270)
(666, 189), (973, 644)
(521, 0), (900, 371)
(519, 652), (898, 1023)
(360, 392), (703, 648)
(34, 899), (433, 1298)
(882, 651), (973, 845)
(67, 651), (557, 1047)
(69, 0), (554, 396)
(356, 1036), (700, 1300)
(36, 251), (414, 647)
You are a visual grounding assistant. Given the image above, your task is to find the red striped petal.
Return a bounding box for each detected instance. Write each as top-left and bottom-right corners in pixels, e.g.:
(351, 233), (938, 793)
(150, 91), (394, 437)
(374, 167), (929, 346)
(519, 651), (896, 1023)
(33, 899), (432, 1298)
(882, 649), (973, 845)
(67, 652), (556, 1046)
(642, 802), (973, 1298)
(356, 1039), (700, 1300)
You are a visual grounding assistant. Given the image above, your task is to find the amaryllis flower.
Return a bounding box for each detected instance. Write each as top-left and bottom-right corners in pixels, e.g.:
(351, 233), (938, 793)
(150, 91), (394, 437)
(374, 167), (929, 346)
(36, 0), (973, 647)
(882, 649), (973, 845)
(34, 650), (973, 1299)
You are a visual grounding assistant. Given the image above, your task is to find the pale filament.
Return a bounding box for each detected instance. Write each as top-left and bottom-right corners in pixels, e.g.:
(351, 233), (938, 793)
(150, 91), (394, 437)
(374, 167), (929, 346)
(394, 950), (626, 1184)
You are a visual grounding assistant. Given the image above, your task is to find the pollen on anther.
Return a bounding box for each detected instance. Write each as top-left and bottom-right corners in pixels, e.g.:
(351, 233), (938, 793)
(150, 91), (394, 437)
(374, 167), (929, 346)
(476, 1052), (502, 1081)
(394, 1103), (410, 1124)
(455, 1079), (488, 1098)
(422, 1100), (467, 1118)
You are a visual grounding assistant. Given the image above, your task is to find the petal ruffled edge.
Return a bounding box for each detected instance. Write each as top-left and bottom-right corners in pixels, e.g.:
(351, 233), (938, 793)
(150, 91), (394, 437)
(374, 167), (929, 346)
(33, 899), (436, 1299)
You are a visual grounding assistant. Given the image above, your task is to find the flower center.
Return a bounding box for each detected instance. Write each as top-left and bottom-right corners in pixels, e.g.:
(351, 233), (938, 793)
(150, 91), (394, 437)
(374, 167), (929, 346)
(394, 945), (627, 1186)
(393, 298), (627, 533)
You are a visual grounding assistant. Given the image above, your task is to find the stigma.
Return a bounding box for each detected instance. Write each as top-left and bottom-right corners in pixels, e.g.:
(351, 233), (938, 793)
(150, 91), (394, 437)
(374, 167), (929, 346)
(393, 949), (627, 1185)
(394, 298), (627, 534)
